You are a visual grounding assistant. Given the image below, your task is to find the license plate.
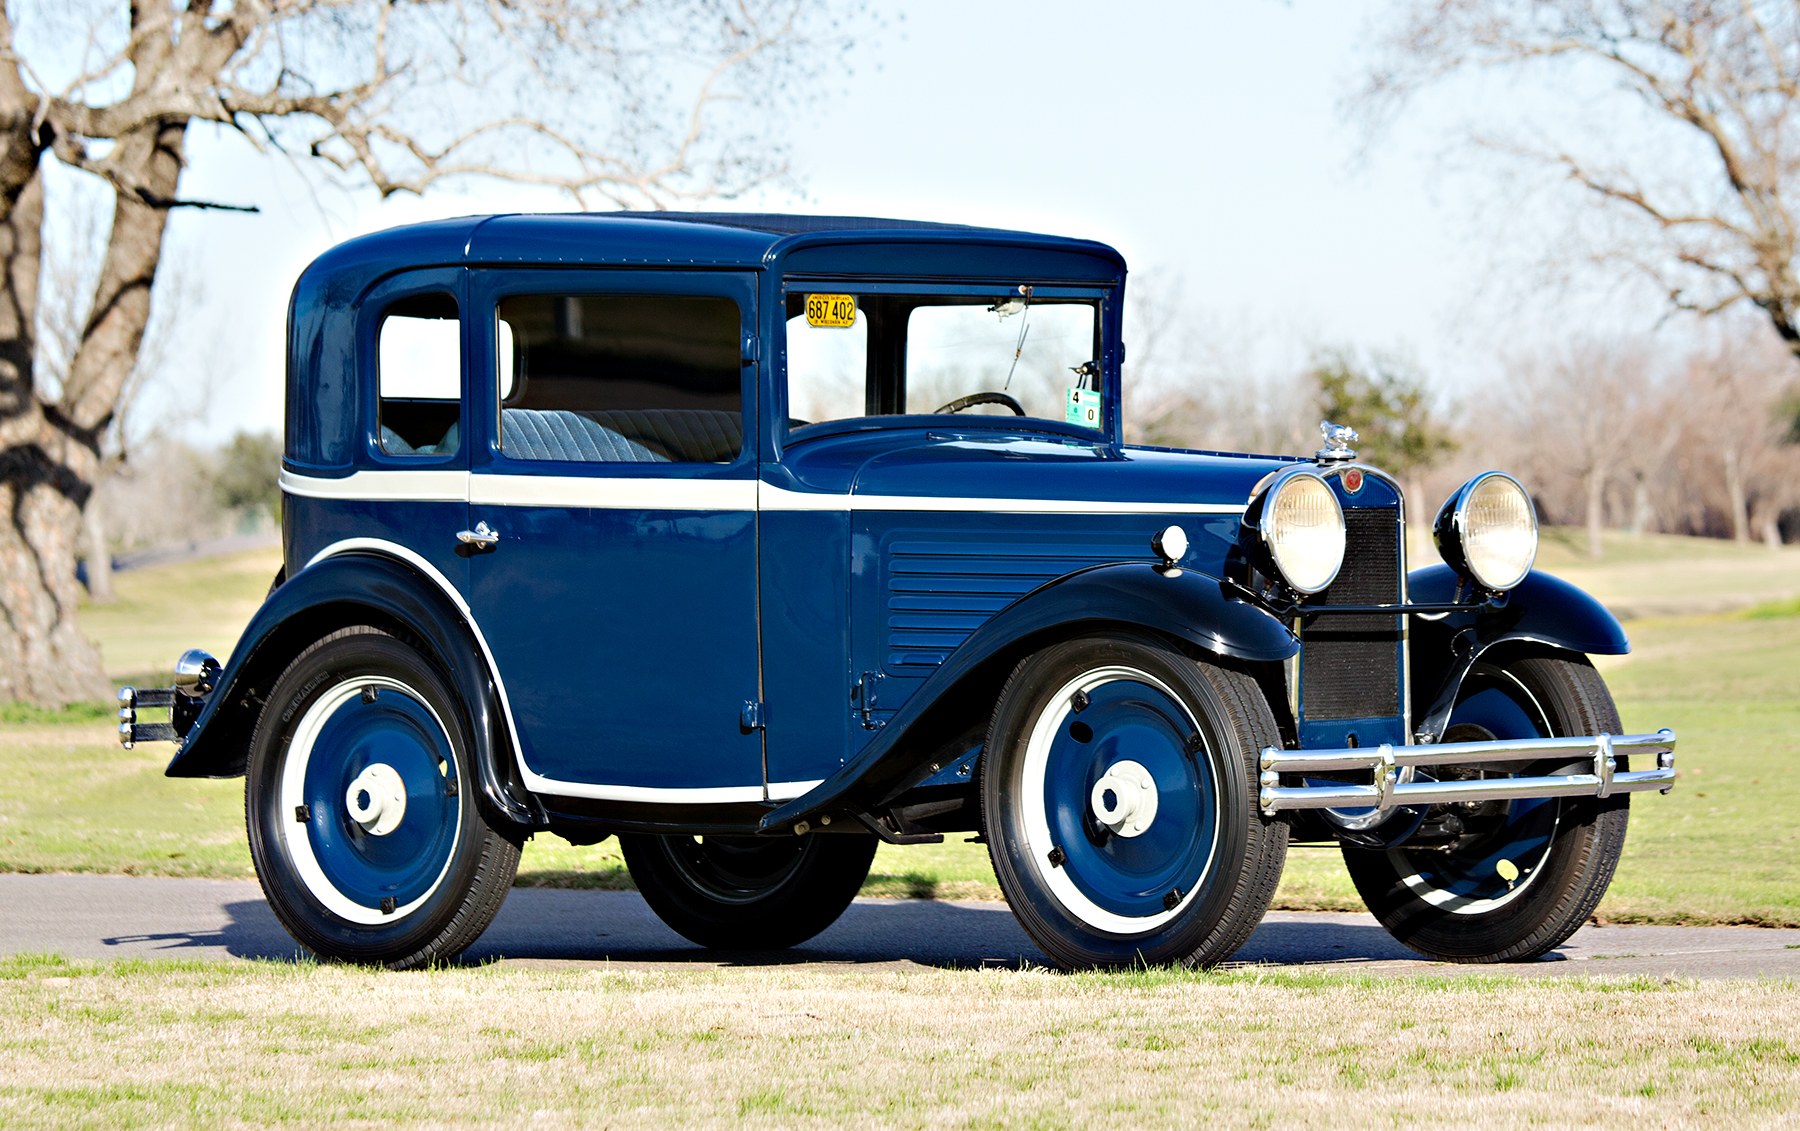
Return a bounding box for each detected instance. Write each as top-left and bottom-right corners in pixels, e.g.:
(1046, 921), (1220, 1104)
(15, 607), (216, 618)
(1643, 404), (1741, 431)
(805, 293), (857, 328)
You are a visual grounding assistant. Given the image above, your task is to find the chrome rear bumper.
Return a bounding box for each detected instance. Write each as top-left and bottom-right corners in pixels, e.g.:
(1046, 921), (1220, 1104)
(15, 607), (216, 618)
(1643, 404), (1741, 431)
(117, 686), (180, 749)
(116, 649), (219, 750)
(1257, 729), (1677, 816)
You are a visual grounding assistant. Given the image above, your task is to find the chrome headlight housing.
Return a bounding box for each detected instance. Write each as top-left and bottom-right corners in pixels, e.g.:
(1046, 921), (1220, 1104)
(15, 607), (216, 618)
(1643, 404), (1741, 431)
(1435, 472), (1538, 591)
(1243, 468), (1347, 595)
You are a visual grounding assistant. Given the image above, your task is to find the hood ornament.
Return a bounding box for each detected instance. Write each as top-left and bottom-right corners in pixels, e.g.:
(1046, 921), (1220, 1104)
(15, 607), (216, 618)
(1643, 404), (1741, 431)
(1316, 420), (1358, 463)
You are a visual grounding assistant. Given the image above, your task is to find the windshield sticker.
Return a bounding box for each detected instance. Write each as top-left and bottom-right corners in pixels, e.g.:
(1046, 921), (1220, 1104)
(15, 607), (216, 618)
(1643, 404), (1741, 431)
(805, 294), (857, 329)
(1065, 388), (1102, 429)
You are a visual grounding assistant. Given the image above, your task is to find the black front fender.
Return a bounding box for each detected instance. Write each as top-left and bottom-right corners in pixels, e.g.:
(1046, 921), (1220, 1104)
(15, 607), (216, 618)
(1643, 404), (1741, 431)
(165, 551), (543, 829)
(1409, 564), (1629, 742)
(758, 562), (1296, 832)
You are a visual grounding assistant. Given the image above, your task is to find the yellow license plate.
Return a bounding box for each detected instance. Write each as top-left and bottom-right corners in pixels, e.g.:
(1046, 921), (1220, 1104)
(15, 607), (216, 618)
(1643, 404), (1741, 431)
(805, 293), (857, 328)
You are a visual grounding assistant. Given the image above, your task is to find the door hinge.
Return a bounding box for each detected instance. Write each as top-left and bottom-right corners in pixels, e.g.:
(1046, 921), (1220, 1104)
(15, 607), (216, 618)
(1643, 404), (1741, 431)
(740, 699), (766, 732)
(854, 670), (886, 731)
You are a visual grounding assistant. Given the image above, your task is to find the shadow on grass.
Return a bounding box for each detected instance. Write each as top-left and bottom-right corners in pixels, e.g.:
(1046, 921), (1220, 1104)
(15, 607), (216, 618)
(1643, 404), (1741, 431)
(865, 871), (939, 900)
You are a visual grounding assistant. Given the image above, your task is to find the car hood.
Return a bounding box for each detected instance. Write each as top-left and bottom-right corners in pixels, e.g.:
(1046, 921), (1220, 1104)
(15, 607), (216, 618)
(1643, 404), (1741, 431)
(777, 431), (1297, 509)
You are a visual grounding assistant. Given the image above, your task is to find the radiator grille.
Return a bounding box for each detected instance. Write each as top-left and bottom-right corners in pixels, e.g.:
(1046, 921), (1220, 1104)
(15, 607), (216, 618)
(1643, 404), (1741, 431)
(1299, 507), (1402, 721)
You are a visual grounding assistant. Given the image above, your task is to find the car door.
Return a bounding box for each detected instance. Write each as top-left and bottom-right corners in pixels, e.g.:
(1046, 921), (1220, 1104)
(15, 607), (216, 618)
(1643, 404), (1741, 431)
(462, 269), (764, 801)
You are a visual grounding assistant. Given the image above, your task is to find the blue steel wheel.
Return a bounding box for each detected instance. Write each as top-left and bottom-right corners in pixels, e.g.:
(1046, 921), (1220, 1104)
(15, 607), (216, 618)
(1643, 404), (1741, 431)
(1342, 654), (1630, 963)
(981, 634), (1288, 969)
(246, 628), (520, 969)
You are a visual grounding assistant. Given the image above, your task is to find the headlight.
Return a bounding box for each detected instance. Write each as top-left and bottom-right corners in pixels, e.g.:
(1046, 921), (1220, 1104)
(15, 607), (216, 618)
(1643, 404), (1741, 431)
(1247, 469), (1346, 595)
(1435, 472), (1538, 591)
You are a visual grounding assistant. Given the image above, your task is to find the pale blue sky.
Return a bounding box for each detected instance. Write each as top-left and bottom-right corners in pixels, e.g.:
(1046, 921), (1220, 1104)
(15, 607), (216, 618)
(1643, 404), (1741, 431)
(132, 1), (1670, 443)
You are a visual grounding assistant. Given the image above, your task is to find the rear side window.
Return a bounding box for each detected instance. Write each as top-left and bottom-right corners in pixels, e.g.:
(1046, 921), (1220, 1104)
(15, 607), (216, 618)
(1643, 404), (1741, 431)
(494, 294), (743, 464)
(377, 293), (462, 456)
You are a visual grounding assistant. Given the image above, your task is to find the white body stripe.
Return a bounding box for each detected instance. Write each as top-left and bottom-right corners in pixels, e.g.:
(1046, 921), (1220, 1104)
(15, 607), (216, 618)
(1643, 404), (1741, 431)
(302, 538), (817, 804)
(756, 483), (1244, 514)
(282, 469), (1248, 516)
(470, 474), (759, 511)
(282, 469), (467, 502)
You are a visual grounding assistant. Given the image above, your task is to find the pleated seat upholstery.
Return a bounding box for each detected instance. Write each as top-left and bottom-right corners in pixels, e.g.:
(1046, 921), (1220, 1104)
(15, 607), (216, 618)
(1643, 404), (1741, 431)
(501, 408), (742, 463)
(501, 409), (667, 463)
(586, 409), (742, 463)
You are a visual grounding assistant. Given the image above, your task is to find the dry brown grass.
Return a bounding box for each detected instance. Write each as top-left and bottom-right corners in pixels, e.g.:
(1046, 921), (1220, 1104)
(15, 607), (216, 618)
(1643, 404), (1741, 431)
(1, 956), (1796, 1128)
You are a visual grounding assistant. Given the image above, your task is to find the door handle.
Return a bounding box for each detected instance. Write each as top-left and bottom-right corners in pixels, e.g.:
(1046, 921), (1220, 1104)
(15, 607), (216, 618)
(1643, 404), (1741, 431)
(456, 521), (499, 550)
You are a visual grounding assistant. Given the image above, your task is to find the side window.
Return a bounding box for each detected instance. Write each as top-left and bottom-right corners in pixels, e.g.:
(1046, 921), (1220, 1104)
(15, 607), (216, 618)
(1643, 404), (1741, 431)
(377, 293), (462, 456)
(495, 294), (743, 464)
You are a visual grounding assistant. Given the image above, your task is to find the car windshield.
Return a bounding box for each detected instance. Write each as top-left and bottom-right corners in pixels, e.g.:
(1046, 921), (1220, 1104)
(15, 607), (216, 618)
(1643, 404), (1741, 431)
(784, 290), (1102, 433)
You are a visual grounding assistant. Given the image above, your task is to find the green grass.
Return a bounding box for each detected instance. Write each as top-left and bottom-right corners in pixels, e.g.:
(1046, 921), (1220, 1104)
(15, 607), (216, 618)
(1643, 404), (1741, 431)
(0, 955), (1796, 1127)
(1, 530), (1791, 923)
(0, 728), (252, 878)
(1533, 527), (1800, 618)
(80, 547), (280, 683)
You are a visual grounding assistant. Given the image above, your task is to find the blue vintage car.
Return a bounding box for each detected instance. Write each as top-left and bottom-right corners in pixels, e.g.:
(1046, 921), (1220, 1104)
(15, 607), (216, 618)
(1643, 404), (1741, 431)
(119, 213), (1678, 969)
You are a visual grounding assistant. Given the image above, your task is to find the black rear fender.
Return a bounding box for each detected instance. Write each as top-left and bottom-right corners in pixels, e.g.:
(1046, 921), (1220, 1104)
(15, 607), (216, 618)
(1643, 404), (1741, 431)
(166, 551), (544, 830)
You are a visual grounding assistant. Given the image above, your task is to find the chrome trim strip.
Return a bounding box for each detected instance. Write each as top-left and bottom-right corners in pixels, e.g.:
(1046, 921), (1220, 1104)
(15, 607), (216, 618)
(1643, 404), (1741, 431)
(303, 538), (809, 804)
(1256, 730), (1677, 816)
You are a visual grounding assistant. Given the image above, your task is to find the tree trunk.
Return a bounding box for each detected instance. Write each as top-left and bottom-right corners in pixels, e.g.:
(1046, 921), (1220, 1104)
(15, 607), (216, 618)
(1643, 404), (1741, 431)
(1762, 514), (1783, 549)
(1629, 472), (1652, 536)
(0, 445), (110, 703)
(1723, 448), (1750, 543)
(83, 501), (113, 604)
(0, 115), (186, 704)
(1584, 465), (1606, 560)
(0, 169), (111, 703)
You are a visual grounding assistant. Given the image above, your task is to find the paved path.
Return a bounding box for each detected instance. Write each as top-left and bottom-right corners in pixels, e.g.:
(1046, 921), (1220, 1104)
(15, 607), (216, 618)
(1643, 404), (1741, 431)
(1, 874), (1795, 978)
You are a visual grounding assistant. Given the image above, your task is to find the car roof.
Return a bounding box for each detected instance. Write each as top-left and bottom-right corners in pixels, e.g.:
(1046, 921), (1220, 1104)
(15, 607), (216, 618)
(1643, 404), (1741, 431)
(299, 211), (1126, 281)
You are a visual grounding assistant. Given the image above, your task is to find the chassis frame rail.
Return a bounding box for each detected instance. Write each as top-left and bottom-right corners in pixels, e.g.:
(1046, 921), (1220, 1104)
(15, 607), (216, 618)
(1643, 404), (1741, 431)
(1257, 729), (1677, 816)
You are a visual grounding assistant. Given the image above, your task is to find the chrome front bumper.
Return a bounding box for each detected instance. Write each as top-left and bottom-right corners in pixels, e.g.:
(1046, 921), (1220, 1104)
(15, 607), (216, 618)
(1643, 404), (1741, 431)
(1257, 729), (1678, 816)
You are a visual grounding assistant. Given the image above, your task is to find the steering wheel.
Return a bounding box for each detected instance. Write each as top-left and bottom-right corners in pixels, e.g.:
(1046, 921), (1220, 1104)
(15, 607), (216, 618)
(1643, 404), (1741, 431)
(932, 391), (1026, 416)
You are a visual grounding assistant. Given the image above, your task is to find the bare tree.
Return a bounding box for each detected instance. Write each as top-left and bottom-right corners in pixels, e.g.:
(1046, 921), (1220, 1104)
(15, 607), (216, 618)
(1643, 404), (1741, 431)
(1122, 277), (1312, 455)
(0, 0), (850, 704)
(1672, 328), (1800, 544)
(1365, 2), (1800, 363)
(34, 184), (203, 604)
(1488, 341), (1652, 559)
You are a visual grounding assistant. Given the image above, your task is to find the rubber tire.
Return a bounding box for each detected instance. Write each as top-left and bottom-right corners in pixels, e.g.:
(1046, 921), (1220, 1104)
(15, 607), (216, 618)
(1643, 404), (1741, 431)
(1342, 653), (1630, 963)
(246, 627), (521, 969)
(619, 832), (878, 950)
(980, 634), (1288, 969)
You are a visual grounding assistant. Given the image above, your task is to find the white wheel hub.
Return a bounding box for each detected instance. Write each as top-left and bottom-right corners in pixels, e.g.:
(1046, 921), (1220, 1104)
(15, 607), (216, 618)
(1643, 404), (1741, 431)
(1090, 759), (1158, 837)
(345, 762), (408, 836)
